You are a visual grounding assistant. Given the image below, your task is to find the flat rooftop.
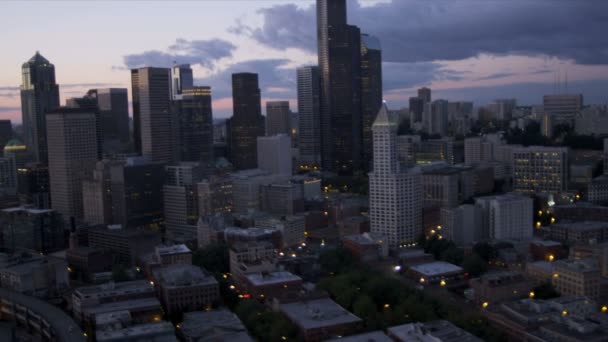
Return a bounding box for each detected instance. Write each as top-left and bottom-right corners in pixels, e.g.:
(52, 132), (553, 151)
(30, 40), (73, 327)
(526, 260), (554, 272)
(180, 308), (252, 342)
(280, 298), (362, 330)
(155, 244), (191, 256)
(96, 322), (176, 342)
(84, 297), (161, 317)
(326, 331), (391, 342)
(388, 320), (483, 342)
(409, 261), (463, 277)
(155, 264), (218, 288)
(554, 258), (599, 272)
(74, 280), (154, 299)
(245, 271), (302, 286)
(552, 221), (608, 232)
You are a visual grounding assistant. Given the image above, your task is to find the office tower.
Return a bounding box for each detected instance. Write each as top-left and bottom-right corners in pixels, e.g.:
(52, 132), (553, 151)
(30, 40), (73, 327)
(173, 87), (214, 166)
(464, 137), (495, 165)
(360, 33), (383, 169)
(257, 134), (292, 176)
(17, 162), (50, 208)
(130, 69), (142, 154)
(110, 156), (165, 228)
(440, 205), (482, 246)
(427, 100), (449, 136)
(297, 66), (321, 168)
(0, 120), (12, 155)
(265, 101), (291, 136)
(82, 160), (115, 225)
(418, 87), (431, 104)
(369, 105), (422, 247)
(164, 163), (204, 241)
(226, 73), (265, 170)
(20, 52), (60, 163)
(512, 146), (568, 194)
(409, 97), (424, 124)
(0, 207), (64, 253)
(197, 175), (233, 216)
(67, 88), (130, 155)
(171, 64), (194, 99)
(46, 108), (99, 220)
(475, 193), (533, 241)
(0, 157), (17, 198)
(317, 0), (362, 172)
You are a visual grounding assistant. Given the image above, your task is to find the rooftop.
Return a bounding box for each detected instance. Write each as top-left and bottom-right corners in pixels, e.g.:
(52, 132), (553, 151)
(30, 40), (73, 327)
(526, 260), (554, 272)
(84, 298), (161, 317)
(74, 280), (154, 299)
(96, 322), (176, 342)
(554, 258), (599, 273)
(155, 244), (191, 256)
(245, 271), (302, 286)
(409, 261), (464, 277)
(326, 331), (391, 342)
(552, 221), (608, 232)
(388, 320), (483, 342)
(180, 308), (253, 342)
(155, 264), (218, 288)
(280, 298), (362, 330)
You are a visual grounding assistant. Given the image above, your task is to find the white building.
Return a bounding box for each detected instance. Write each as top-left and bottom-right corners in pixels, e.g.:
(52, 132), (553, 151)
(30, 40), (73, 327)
(369, 104), (422, 247)
(257, 134), (292, 176)
(512, 146), (568, 194)
(475, 193), (533, 241)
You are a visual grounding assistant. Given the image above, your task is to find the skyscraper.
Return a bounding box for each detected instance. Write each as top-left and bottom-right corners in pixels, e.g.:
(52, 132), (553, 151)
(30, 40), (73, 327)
(265, 101), (291, 136)
(173, 87), (214, 167)
(0, 120), (13, 156)
(131, 69), (142, 154)
(20, 52), (60, 163)
(317, 0), (362, 172)
(133, 67), (175, 164)
(369, 105), (422, 247)
(226, 73), (265, 170)
(427, 100), (449, 137)
(418, 87), (431, 104)
(46, 108), (99, 220)
(360, 33), (383, 169)
(164, 162), (204, 241)
(257, 134), (292, 176)
(171, 64), (194, 100)
(297, 66), (321, 168)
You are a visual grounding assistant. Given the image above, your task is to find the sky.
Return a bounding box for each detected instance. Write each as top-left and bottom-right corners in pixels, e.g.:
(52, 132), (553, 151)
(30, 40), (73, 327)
(1, 0), (608, 123)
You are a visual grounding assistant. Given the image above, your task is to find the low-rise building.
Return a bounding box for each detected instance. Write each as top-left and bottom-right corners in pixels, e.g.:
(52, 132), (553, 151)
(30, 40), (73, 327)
(548, 221), (608, 244)
(342, 232), (389, 261)
(388, 320), (483, 342)
(255, 215), (306, 248)
(525, 261), (555, 285)
(155, 244), (192, 266)
(407, 261), (465, 284)
(326, 331), (391, 342)
(0, 207), (65, 253)
(470, 271), (533, 305)
(87, 225), (161, 266)
(553, 258), (601, 301)
(178, 308), (253, 342)
(154, 264), (219, 315)
(279, 298), (362, 342)
(242, 271), (303, 300)
(0, 254), (68, 299)
(529, 240), (566, 262)
(96, 322), (176, 342)
(66, 246), (113, 281)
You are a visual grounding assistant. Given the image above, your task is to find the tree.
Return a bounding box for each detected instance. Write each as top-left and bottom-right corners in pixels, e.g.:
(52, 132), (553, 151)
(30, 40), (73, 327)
(440, 246), (464, 265)
(472, 242), (497, 262)
(533, 282), (560, 300)
(112, 264), (130, 282)
(192, 243), (230, 274)
(463, 253), (488, 277)
(319, 248), (354, 274)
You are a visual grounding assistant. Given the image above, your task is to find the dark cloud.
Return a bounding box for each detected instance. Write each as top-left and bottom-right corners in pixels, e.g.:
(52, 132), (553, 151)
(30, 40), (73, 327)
(123, 38), (236, 69)
(474, 72), (519, 81)
(232, 0), (608, 65)
(383, 62), (468, 91)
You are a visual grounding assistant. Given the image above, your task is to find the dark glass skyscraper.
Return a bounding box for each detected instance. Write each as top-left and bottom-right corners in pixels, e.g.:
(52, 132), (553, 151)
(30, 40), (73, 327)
(173, 87), (214, 167)
(130, 69), (142, 154)
(20, 52), (60, 163)
(297, 66), (321, 168)
(360, 33), (383, 170)
(317, 0), (362, 173)
(226, 73), (265, 170)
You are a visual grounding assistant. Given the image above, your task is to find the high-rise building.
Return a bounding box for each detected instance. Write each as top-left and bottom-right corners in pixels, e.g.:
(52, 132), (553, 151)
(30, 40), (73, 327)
(369, 105), (422, 247)
(427, 100), (449, 136)
(297, 66), (321, 168)
(0, 157), (17, 199)
(512, 146), (568, 194)
(164, 163), (204, 241)
(543, 94), (583, 119)
(226, 73), (265, 170)
(20, 52), (60, 163)
(317, 0), (362, 172)
(82, 159), (116, 225)
(360, 33), (383, 169)
(440, 204), (482, 246)
(0, 207), (64, 253)
(171, 64), (194, 100)
(475, 193), (533, 241)
(257, 134), (292, 176)
(197, 175), (233, 216)
(172, 87), (214, 166)
(17, 162), (50, 209)
(130, 69), (142, 154)
(604, 138), (608, 175)
(265, 101), (291, 136)
(132, 67), (174, 163)
(409, 97), (424, 124)
(0, 120), (13, 155)
(418, 87), (431, 104)
(46, 108), (99, 220)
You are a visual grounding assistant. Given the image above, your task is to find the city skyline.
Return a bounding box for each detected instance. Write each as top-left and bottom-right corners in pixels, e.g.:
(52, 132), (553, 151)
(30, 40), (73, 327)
(2, 0), (608, 123)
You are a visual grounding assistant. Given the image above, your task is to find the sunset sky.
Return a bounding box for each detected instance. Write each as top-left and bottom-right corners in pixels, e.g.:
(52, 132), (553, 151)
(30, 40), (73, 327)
(2, 0), (608, 123)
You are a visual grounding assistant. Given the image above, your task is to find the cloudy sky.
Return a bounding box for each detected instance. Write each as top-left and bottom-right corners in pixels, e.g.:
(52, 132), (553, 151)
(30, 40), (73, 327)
(1, 0), (608, 122)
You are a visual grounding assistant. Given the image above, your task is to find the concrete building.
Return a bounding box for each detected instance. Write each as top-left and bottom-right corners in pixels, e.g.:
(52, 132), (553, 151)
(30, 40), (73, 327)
(426, 99), (449, 136)
(242, 271), (303, 300)
(255, 215), (305, 248)
(421, 165), (460, 209)
(407, 261), (464, 284)
(229, 241), (276, 285)
(414, 138), (455, 165)
(46, 108), (99, 220)
(587, 175), (608, 205)
(257, 134), (292, 176)
(259, 181), (303, 217)
(543, 93), (583, 132)
(396, 135), (420, 168)
(342, 232), (389, 261)
(0, 254), (68, 299)
(475, 193), (534, 241)
(553, 258), (600, 301)
(265, 101), (291, 136)
(388, 320), (482, 342)
(153, 264), (219, 315)
(440, 204), (482, 246)
(0, 207), (64, 253)
(197, 175), (233, 216)
(82, 159), (117, 226)
(17, 162), (50, 209)
(65, 247), (113, 281)
(297, 66), (321, 168)
(279, 297), (362, 342)
(370, 105), (422, 247)
(155, 244), (192, 266)
(548, 221), (608, 244)
(0, 157), (17, 199)
(96, 322), (176, 342)
(179, 309), (253, 342)
(469, 271), (533, 305)
(575, 105), (608, 135)
(87, 225), (161, 266)
(164, 163), (204, 241)
(231, 169), (283, 214)
(512, 146), (568, 194)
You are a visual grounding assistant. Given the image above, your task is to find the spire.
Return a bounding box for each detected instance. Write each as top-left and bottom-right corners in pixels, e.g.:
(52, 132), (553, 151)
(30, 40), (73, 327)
(26, 51), (50, 65)
(372, 102), (396, 127)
